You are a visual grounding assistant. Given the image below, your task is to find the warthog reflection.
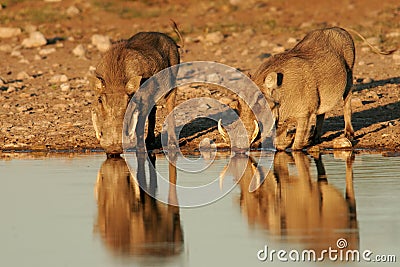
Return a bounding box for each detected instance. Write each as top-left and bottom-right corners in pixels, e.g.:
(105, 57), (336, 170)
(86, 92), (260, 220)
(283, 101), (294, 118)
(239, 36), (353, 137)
(94, 153), (183, 257)
(222, 151), (358, 253)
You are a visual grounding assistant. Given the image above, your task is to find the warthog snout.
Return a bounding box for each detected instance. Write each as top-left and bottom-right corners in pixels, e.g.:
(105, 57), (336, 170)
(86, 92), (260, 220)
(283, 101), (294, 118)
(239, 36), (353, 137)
(217, 119), (259, 153)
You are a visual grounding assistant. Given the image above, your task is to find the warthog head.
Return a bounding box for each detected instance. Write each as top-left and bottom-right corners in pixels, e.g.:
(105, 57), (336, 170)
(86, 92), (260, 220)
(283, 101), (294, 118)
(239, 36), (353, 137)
(92, 42), (143, 156)
(217, 118), (259, 153)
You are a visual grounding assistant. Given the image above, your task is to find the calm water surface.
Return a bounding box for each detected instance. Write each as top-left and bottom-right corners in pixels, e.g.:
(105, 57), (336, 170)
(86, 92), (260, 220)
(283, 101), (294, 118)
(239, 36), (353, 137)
(1, 152), (399, 267)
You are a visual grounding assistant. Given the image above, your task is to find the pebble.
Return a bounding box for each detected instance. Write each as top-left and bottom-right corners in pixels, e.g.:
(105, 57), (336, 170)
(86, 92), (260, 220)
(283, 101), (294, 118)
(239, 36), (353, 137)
(49, 74), (68, 83)
(38, 47), (56, 56)
(351, 97), (363, 107)
(287, 37), (297, 44)
(11, 50), (22, 58)
(91, 34), (111, 52)
(260, 40), (269, 47)
(66, 6), (80, 17)
(366, 91), (379, 100)
(0, 27), (22, 38)
(205, 31), (224, 45)
(333, 137), (352, 149)
(219, 97), (233, 105)
(16, 71), (30, 80)
(22, 31), (47, 48)
(60, 83), (70, 92)
(272, 45), (285, 53)
(363, 77), (373, 84)
(0, 44), (13, 53)
(72, 44), (86, 58)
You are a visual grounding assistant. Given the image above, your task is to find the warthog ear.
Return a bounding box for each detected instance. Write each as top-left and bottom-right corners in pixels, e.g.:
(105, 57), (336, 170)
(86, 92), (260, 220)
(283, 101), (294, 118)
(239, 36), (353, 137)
(126, 76), (142, 95)
(264, 72), (283, 89)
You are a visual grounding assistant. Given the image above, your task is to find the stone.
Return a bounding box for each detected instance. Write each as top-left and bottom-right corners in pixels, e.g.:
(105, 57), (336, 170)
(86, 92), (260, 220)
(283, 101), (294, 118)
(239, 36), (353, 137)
(66, 6), (80, 17)
(49, 74), (68, 83)
(219, 97), (234, 105)
(22, 31), (47, 48)
(205, 31), (224, 45)
(0, 44), (12, 53)
(17, 71), (30, 80)
(72, 44), (86, 58)
(38, 47), (56, 56)
(11, 50), (22, 58)
(287, 37), (297, 44)
(272, 45), (285, 53)
(60, 83), (70, 91)
(91, 34), (111, 52)
(333, 137), (352, 149)
(351, 97), (363, 107)
(260, 40), (269, 47)
(0, 27), (22, 38)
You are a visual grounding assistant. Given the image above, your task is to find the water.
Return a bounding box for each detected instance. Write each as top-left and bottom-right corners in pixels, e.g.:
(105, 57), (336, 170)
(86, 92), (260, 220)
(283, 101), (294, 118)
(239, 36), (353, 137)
(1, 152), (399, 266)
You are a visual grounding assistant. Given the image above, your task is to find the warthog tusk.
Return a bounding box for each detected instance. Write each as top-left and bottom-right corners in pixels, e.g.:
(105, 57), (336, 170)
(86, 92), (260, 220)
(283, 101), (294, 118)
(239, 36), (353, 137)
(217, 119), (229, 142)
(250, 120), (259, 143)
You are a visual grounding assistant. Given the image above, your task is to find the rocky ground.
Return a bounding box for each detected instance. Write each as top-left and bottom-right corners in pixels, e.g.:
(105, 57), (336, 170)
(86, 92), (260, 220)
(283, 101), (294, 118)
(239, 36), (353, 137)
(0, 0), (399, 154)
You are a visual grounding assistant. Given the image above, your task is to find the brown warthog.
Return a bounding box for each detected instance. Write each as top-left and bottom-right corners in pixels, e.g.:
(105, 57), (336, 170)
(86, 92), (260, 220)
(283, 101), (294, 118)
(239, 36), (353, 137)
(94, 154), (183, 256)
(220, 151), (358, 255)
(92, 22), (183, 156)
(251, 27), (356, 150)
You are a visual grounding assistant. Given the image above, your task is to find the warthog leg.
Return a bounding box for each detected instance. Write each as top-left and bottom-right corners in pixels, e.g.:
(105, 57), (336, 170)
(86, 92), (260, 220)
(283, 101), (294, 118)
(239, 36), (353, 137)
(344, 93), (354, 140)
(292, 116), (311, 150)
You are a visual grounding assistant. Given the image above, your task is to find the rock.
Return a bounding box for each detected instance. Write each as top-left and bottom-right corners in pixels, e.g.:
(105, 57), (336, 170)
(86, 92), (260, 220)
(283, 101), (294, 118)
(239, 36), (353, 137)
(363, 77), (373, 84)
(11, 50), (22, 58)
(60, 83), (70, 91)
(0, 27), (22, 38)
(66, 6), (80, 17)
(22, 31), (47, 48)
(0, 44), (12, 53)
(287, 37), (297, 44)
(351, 97), (363, 107)
(49, 74), (68, 83)
(272, 45), (285, 53)
(333, 137), (352, 149)
(205, 31), (224, 45)
(91, 34), (111, 52)
(38, 47), (56, 56)
(219, 97), (233, 105)
(72, 44), (86, 58)
(260, 40), (269, 47)
(366, 90), (379, 100)
(16, 71), (30, 80)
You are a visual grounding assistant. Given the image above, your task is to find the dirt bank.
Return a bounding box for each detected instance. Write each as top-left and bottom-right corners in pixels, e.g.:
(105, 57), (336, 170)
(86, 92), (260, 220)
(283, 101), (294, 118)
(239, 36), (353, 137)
(0, 0), (399, 153)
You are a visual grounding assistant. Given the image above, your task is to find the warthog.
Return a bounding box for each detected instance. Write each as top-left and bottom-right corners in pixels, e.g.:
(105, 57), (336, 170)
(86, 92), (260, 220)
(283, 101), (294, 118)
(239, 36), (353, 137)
(220, 151), (358, 255)
(94, 154), (183, 256)
(251, 27), (356, 150)
(92, 22), (183, 156)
